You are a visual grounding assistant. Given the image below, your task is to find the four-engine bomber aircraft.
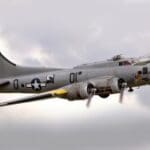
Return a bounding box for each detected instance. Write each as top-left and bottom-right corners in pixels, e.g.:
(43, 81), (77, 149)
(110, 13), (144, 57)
(0, 52), (149, 107)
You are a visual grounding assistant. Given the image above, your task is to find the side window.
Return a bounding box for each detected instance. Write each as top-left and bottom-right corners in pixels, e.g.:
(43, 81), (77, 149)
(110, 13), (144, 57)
(13, 79), (19, 89)
(70, 73), (78, 83)
(119, 62), (123, 66)
(143, 67), (148, 75)
(119, 61), (131, 66)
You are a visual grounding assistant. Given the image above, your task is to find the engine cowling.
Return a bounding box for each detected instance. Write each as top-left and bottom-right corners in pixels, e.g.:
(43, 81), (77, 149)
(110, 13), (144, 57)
(63, 82), (95, 100)
(89, 77), (125, 96)
(62, 77), (126, 100)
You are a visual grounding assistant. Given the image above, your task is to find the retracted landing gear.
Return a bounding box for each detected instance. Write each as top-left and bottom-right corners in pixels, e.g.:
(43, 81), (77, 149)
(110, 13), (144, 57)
(128, 87), (134, 92)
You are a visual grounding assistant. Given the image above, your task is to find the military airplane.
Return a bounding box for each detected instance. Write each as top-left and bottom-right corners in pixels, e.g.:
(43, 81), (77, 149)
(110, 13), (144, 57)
(0, 52), (149, 107)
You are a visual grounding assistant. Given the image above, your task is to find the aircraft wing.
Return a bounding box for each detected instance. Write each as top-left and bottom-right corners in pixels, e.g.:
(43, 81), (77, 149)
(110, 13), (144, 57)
(0, 81), (10, 87)
(0, 89), (68, 107)
(134, 60), (150, 66)
(134, 55), (150, 66)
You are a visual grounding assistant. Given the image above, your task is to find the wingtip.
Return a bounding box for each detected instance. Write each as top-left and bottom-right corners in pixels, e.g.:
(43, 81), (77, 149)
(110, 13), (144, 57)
(0, 102), (8, 107)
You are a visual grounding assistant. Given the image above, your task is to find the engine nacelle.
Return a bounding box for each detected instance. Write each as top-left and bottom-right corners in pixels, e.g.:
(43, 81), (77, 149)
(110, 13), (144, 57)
(62, 77), (125, 100)
(89, 77), (125, 95)
(63, 82), (94, 100)
(109, 77), (124, 93)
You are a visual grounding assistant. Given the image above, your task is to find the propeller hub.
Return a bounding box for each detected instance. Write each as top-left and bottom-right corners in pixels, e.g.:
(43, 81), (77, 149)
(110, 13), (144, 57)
(121, 82), (127, 89)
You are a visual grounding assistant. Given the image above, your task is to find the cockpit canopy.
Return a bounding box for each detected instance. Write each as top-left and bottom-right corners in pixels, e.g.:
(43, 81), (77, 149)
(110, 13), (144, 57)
(110, 55), (132, 66)
(110, 55), (124, 61)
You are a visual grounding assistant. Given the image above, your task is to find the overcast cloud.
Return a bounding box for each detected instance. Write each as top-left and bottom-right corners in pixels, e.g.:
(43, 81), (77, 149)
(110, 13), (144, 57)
(0, 0), (150, 150)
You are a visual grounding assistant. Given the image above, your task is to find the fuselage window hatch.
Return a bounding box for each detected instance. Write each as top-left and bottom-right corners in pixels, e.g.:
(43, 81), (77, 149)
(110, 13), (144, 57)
(142, 67), (148, 75)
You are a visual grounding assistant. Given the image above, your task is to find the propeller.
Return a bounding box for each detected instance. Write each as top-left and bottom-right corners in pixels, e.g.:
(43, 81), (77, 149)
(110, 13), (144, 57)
(119, 82), (127, 103)
(86, 88), (97, 108)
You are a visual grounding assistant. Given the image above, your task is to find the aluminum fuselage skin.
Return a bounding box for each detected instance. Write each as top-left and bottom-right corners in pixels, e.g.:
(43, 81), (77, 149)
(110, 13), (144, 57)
(0, 65), (149, 93)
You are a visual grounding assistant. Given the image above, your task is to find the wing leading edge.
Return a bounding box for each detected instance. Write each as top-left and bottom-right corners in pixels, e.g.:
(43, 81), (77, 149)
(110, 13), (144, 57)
(0, 89), (68, 107)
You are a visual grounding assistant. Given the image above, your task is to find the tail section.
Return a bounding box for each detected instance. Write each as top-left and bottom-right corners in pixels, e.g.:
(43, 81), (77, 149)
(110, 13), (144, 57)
(0, 52), (17, 78)
(0, 52), (61, 79)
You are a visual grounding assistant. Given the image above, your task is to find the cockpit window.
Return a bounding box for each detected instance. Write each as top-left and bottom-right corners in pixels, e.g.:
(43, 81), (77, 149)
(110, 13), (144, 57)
(119, 61), (131, 66)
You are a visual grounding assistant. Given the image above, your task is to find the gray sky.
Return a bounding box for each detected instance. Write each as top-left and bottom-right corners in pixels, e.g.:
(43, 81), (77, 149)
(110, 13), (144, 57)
(0, 0), (150, 150)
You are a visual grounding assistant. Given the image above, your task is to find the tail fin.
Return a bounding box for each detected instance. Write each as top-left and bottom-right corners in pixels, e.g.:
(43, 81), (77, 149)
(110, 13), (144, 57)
(0, 52), (61, 79)
(0, 52), (17, 78)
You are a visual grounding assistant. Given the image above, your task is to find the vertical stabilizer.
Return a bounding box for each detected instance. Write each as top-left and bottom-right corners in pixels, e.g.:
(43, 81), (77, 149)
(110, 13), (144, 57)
(0, 52), (17, 78)
(0, 52), (62, 79)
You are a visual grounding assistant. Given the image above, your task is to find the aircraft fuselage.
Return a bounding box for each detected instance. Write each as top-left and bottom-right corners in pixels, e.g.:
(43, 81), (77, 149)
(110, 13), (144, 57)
(0, 65), (149, 93)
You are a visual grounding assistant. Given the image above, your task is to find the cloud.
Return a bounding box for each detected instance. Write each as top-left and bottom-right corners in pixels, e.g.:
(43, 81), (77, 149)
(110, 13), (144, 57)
(134, 86), (150, 109)
(124, 0), (150, 4)
(0, 0), (150, 150)
(1, 100), (150, 150)
(1, 0), (150, 65)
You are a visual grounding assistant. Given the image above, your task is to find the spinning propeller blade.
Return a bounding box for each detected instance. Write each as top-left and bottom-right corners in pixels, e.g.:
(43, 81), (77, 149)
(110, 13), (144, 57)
(86, 88), (97, 108)
(119, 82), (127, 103)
